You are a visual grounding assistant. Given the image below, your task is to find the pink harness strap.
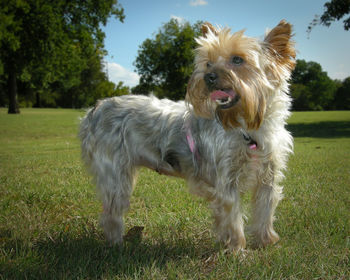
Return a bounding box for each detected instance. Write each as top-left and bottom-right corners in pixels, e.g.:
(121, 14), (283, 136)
(249, 143), (257, 150)
(186, 130), (196, 154)
(184, 119), (200, 160)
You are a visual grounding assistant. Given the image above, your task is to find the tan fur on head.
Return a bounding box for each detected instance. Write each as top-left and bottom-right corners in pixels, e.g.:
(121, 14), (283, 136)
(201, 22), (218, 36)
(186, 20), (295, 130)
(264, 20), (296, 73)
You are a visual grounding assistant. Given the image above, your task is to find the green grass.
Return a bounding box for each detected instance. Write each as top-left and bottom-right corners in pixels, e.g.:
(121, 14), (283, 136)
(0, 108), (349, 279)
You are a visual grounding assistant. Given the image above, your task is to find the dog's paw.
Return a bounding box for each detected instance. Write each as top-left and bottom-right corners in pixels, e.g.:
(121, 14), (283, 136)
(252, 228), (280, 248)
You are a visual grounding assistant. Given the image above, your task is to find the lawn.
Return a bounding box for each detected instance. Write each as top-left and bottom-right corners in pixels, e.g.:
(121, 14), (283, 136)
(0, 108), (349, 279)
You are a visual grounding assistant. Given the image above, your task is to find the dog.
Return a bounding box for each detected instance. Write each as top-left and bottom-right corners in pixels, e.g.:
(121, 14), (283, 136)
(79, 20), (295, 251)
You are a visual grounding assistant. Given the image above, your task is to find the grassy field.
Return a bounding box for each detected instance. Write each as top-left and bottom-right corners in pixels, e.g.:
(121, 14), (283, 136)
(0, 108), (349, 279)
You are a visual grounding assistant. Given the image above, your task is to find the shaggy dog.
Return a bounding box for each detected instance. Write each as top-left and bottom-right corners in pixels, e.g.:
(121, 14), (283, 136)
(79, 20), (295, 251)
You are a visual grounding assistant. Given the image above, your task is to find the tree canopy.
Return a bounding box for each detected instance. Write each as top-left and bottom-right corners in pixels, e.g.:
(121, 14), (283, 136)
(133, 19), (202, 100)
(290, 59), (346, 111)
(0, 0), (125, 113)
(308, 0), (350, 34)
(333, 77), (350, 109)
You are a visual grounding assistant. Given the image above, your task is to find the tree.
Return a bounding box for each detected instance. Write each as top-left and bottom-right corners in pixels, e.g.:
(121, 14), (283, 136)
(0, 0), (124, 113)
(134, 19), (202, 100)
(308, 0), (350, 35)
(57, 50), (111, 108)
(333, 77), (350, 109)
(114, 81), (130, 96)
(291, 60), (337, 110)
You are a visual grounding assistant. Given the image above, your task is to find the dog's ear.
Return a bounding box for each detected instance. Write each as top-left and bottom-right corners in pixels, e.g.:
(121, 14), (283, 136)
(201, 22), (218, 37)
(264, 20), (296, 71)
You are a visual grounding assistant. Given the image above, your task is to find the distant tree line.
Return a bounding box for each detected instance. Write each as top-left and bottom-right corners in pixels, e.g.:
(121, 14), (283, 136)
(0, 0), (128, 113)
(291, 60), (350, 110)
(1, 2), (349, 112)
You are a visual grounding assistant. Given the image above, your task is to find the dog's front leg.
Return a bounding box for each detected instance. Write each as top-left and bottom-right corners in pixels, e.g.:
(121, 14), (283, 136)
(250, 182), (282, 248)
(211, 189), (246, 251)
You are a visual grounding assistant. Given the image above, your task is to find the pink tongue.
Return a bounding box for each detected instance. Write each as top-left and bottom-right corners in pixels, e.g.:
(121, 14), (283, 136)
(210, 90), (235, 101)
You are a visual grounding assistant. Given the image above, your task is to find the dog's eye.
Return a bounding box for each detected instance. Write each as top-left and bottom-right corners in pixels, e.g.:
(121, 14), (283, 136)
(206, 61), (213, 68)
(231, 56), (244, 66)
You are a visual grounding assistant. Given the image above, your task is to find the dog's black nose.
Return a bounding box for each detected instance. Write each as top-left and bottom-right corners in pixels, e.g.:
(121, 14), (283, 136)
(204, 72), (218, 88)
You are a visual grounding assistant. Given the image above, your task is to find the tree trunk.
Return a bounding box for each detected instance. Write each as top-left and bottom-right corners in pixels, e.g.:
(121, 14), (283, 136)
(8, 66), (20, 114)
(34, 91), (41, 108)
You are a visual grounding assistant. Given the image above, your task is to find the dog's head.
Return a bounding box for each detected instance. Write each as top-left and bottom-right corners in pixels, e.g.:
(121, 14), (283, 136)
(186, 20), (295, 130)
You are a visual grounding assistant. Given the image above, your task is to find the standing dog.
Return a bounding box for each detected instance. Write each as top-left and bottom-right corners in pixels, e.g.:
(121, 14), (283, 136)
(79, 20), (295, 251)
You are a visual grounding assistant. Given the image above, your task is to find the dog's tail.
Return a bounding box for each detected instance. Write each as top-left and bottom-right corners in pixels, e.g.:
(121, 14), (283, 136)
(79, 106), (97, 167)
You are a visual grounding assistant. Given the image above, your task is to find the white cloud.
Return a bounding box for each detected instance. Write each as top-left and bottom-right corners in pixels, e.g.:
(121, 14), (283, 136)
(329, 64), (350, 81)
(189, 0), (208, 6)
(330, 71), (349, 81)
(171, 15), (186, 25)
(105, 62), (139, 88)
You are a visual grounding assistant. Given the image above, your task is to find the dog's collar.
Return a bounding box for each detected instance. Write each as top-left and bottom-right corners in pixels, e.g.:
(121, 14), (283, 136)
(240, 129), (258, 150)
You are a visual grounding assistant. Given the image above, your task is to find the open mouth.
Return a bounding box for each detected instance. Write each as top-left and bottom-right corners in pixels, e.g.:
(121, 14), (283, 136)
(210, 89), (240, 109)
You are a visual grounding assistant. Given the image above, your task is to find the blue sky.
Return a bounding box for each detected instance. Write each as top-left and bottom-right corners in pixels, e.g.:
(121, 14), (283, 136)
(102, 0), (350, 87)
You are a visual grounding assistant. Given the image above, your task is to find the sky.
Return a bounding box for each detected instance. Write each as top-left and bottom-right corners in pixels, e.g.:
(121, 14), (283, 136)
(102, 0), (350, 88)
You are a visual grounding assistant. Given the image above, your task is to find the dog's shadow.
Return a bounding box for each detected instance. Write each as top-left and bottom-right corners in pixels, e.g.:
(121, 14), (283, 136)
(3, 228), (218, 279)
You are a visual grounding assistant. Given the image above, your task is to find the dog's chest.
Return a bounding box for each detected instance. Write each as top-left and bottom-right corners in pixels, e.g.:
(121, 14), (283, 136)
(199, 131), (263, 189)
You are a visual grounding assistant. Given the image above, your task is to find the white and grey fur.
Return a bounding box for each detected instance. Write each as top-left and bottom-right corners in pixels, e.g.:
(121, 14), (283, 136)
(79, 91), (292, 250)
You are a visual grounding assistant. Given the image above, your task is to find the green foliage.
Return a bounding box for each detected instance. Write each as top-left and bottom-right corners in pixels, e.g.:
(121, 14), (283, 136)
(308, 0), (350, 34)
(0, 0), (124, 111)
(134, 19), (202, 100)
(0, 109), (349, 279)
(321, 0), (350, 29)
(291, 60), (339, 110)
(334, 77), (350, 109)
(114, 81), (131, 96)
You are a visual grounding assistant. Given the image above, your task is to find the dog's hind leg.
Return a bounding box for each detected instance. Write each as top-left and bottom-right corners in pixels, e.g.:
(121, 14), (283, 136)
(94, 156), (136, 246)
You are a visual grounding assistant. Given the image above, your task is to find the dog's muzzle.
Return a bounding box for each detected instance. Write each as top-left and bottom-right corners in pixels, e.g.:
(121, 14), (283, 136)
(204, 72), (240, 109)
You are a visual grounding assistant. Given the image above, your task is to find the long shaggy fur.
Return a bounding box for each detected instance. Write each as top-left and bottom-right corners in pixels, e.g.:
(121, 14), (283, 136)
(79, 20), (295, 251)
